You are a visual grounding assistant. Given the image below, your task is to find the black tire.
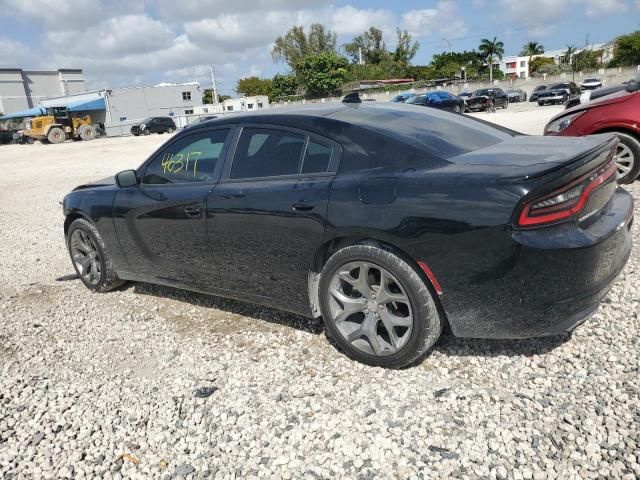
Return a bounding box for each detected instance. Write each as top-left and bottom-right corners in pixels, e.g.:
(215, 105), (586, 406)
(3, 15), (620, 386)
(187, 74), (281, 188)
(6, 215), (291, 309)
(318, 244), (442, 368)
(538, 101), (544, 106)
(47, 127), (65, 144)
(613, 132), (640, 184)
(143, 128), (150, 136)
(66, 218), (126, 292)
(167, 127), (175, 133)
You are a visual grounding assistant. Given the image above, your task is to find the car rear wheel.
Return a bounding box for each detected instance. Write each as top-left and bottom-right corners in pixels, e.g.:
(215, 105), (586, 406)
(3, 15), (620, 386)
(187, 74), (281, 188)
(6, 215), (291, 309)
(67, 218), (126, 292)
(143, 128), (150, 136)
(613, 132), (640, 184)
(453, 105), (461, 114)
(319, 244), (442, 368)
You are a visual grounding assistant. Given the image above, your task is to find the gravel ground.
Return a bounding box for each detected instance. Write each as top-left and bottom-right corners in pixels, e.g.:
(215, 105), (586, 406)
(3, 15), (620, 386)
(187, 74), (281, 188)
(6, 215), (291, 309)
(1, 110), (639, 480)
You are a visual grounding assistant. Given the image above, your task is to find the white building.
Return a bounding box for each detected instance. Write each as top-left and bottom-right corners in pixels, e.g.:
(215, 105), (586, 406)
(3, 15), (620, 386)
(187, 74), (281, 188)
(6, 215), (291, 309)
(196, 95), (270, 114)
(0, 68), (85, 115)
(500, 56), (530, 79)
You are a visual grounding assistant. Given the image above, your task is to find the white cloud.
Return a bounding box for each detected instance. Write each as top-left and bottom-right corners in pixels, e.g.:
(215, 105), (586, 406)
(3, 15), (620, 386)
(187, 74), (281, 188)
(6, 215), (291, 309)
(402, 1), (466, 40)
(155, 0), (331, 22)
(47, 15), (175, 57)
(0, 37), (33, 66)
(583, 0), (628, 16)
(0, 0), (142, 28)
(330, 6), (395, 36)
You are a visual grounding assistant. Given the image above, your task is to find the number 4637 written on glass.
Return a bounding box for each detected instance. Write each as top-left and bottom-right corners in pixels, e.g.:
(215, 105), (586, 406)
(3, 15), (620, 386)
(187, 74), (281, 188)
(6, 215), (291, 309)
(161, 151), (202, 177)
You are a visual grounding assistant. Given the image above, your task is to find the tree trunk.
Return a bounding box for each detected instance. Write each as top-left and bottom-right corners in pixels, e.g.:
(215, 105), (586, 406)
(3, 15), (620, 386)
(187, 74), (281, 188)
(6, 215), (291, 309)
(489, 60), (493, 82)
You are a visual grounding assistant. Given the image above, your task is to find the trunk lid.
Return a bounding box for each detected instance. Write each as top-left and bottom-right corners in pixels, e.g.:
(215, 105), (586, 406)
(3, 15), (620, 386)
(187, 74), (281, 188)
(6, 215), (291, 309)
(449, 134), (617, 180)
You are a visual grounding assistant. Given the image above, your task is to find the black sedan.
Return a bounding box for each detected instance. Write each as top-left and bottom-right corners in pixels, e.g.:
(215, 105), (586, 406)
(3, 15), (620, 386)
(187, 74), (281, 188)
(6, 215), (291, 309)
(465, 88), (509, 111)
(537, 82), (581, 106)
(529, 85), (548, 102)
(63, 103), (632, 368)
(406, 91), (465, 114)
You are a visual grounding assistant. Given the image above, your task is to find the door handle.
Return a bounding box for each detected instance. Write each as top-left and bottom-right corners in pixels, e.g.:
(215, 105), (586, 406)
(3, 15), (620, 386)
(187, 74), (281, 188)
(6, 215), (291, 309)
(291, 203), (314, 212)
(184, 205), (201, 218)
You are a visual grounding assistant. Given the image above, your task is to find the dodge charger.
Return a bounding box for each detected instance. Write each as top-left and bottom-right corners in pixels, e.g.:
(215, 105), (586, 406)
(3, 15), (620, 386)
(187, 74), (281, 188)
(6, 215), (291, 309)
(63, 102), (633, 368)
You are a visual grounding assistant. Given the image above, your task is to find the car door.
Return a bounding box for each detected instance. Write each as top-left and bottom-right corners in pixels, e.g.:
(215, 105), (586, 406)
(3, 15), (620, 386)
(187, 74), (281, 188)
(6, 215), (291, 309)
(206, 125), (341, 309)
(494, 88), (507, 107)
(113, 126), (233, 287)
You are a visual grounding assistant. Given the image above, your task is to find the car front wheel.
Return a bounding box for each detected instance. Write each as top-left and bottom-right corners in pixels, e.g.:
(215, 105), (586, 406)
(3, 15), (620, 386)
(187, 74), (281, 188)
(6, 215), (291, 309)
(67, 218), (126, 292)
(613, 132), (640, 184)
(319, 244), (442, 368)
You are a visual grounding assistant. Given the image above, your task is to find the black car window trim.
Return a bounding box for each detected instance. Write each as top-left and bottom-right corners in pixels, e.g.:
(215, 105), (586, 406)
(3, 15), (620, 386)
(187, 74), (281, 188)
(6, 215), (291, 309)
(220, 123), (342, 183)
(138, 125), (237, 187)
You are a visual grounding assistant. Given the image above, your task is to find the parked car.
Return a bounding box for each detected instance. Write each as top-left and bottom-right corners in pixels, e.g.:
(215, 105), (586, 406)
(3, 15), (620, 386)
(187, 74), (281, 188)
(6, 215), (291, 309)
(465, 88), (509, 111)
(544, 78), (640, 183)
(537, 82), (581, 106)
(62, 102), (633, 368)
(565, 75), (637, 109)
(506, 88), (527, 102)
(131, 117), (176, 136)
(0, 129), (14, 145)
(405, 91), (465, 113)
(580, 78), (603, 91)
(529, 85), (548, 102)
(390, 92), (416, 103)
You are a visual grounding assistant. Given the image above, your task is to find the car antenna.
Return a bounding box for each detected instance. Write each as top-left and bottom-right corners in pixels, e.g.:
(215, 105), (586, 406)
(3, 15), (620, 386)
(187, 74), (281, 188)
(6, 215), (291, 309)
(342, 91), (361, 104)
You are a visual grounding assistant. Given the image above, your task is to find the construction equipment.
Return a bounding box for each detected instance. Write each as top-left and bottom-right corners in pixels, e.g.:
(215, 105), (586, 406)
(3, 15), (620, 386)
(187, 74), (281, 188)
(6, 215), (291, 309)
(24, 107), (97, 144)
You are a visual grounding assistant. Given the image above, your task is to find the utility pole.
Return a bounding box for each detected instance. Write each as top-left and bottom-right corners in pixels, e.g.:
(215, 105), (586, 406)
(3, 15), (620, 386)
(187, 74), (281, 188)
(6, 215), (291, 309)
(358, 47), (364, 65)
(210, 65), (219, 105)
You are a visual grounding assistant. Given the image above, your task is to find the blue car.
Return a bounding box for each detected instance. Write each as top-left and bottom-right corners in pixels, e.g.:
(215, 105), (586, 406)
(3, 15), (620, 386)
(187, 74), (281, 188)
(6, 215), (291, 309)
(390, 92), (416, 103)
(406, 91), (465, 114)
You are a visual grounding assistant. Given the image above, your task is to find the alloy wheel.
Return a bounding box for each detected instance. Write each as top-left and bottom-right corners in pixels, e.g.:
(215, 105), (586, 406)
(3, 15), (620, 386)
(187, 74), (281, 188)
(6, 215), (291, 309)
(327, 261), (413, 357)
(615, 143), (635, 178)
(70, 229), (102, 286)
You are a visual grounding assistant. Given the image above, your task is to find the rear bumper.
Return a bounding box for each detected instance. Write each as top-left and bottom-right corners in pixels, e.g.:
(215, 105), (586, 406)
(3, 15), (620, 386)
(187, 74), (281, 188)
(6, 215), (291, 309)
(442, 188), (633, 339)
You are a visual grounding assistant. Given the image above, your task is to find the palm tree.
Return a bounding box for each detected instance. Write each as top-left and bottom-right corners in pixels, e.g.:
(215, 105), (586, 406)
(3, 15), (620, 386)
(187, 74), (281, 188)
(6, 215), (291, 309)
(520, 41), (544, 76)
(563, 44), (577, 65)
(479, 37), (505, 82)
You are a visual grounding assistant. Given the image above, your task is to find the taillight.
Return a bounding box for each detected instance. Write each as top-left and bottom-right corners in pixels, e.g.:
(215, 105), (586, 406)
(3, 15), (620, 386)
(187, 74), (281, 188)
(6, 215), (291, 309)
(517, 159), (617, 228)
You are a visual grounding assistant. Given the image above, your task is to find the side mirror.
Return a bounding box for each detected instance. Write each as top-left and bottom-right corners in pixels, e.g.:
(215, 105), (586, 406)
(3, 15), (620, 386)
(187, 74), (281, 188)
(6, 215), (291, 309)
(116, 169), (138, 187)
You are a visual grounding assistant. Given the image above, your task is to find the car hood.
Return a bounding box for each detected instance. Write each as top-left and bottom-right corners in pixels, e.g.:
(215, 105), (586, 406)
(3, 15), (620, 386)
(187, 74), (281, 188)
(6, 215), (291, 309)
(549, 89), (635, 123)
(72, 176), (116, 191)
(467, 95), (489, 102)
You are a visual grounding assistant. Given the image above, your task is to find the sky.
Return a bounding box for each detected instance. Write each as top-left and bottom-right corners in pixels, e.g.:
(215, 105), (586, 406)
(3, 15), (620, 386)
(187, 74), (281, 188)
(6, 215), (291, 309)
(0, 0), (638, 96)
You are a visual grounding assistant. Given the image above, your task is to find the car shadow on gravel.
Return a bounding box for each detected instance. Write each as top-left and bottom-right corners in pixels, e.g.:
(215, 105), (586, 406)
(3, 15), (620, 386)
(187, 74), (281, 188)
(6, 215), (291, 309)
(131, 282), (325, 335)
(434, 332), (572, 358)
(130, 281), (572, 358)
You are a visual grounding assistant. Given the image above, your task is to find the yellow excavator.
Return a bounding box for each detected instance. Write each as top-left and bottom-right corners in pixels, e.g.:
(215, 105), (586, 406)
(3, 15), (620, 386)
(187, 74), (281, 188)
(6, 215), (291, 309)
(24, 107), (96, 144)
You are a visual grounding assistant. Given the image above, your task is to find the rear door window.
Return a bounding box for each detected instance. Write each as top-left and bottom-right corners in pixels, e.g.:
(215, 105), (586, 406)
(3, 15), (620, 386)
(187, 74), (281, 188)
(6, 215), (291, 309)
(230, 128), (305, 179)
(301, 140), (332, 174)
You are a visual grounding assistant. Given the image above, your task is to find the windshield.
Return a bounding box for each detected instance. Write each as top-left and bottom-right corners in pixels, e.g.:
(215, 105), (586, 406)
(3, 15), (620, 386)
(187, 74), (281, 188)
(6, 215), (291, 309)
(473, 89), (494, 96)
(548, 83), (568, 90)
(142, 117), (154, 124)
(584, 78), (599, 82)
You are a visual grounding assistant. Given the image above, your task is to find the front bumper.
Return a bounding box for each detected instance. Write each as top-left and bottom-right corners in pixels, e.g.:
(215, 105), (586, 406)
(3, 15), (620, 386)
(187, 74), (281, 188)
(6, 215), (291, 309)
(538, 94), (565, 103)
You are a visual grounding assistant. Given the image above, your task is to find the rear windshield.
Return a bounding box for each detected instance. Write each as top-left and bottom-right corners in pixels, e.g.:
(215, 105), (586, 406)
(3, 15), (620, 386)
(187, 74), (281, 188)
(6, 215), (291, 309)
(473, 89), (494, 96)
(331, 103), (514, 159)
(548, 83), (568, 89)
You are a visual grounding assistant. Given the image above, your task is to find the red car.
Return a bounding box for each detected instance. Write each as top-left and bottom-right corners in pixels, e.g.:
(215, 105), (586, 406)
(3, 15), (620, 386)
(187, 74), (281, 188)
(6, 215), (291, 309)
(544, 76), (640, 184)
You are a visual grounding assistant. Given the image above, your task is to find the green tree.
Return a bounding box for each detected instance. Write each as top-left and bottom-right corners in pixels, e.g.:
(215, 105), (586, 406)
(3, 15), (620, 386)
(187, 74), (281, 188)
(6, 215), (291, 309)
(529, 56), (556, 76)
(563, 45), (577, 64)
(393, 28), (419, 67)
(297, 52), (348, 97)
(431, 50), (484, 79)
(236, 76), (272, 96)
(270, 73), (298, 101)
(343, 27), (388, 65)
(609, 31), (640, 66)
(479, 37), (504, 82)
(202, 89), (230, 104)
(573, 50), (601, 71)
(272, 24), (337, 71)
(520, 41), (544, 75)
